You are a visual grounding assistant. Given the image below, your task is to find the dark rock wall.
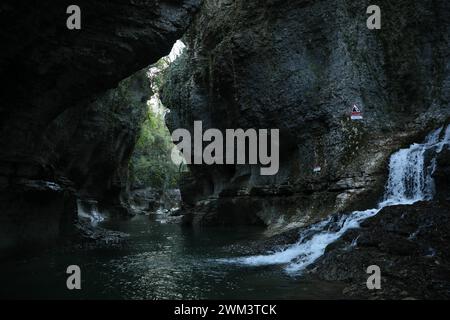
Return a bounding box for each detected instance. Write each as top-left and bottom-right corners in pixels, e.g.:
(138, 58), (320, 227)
(435, 149), (450, 203)
(0, 0), (201, 255)
(311, 201), (450, 299)
(0, 181), (77, 257)
(42, 69), (152, 215)
(161, 0), (450, 232)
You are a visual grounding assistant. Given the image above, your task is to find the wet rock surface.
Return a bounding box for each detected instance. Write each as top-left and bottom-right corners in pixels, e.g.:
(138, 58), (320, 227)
(309, 201), (450, 299)
(129, 188), (162, 214)
(129, 188), (182, 215)
(74, 219), (130, 248)
(434, 149), (450, 203)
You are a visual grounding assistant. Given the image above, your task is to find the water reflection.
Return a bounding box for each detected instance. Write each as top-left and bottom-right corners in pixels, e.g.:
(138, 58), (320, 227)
(0, 215), (344, 299)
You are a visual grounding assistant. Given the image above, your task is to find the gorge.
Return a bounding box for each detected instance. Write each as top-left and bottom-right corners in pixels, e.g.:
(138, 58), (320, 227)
(0, 0), (449, 300)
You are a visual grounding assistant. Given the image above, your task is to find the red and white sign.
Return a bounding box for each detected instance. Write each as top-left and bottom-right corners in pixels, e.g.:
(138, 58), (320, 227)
(351, 105), (363, 120)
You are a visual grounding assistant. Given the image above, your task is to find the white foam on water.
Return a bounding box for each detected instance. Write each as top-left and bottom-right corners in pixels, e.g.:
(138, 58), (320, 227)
(218, 125), (450, 274)
(77, 199), (105, 226)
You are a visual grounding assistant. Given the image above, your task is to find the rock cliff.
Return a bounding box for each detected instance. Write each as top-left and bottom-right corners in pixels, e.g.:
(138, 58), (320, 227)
(0, 0), (201, 256)
(161, 0), (450, 232)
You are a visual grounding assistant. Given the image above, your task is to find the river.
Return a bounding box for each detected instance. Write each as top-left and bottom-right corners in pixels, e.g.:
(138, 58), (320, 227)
(0, 214), (344, 299)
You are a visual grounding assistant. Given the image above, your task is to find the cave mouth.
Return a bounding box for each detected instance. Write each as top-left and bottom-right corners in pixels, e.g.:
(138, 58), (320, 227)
(59, 40), (191, 231)
(125, 40), (189, 218)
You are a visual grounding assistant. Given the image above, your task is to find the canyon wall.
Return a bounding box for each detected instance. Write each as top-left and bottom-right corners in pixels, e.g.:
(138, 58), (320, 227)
(0, 0), (201, 256)
(161, 0), (450, 233)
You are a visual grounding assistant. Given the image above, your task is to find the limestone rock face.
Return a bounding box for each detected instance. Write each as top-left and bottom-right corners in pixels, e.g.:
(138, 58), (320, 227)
(0, 0), (201, 255)
(161, 0), (450, 231)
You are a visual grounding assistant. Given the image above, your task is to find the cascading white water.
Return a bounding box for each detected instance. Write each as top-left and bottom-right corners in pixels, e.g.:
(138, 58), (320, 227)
(77, 199), (105, 226)
(219, 125), (450, 274)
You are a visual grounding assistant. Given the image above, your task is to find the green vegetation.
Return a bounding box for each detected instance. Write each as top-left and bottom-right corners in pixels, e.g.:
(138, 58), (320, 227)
(129, 52), (185, 190)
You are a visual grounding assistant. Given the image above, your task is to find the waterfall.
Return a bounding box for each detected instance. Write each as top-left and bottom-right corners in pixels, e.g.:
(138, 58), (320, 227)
(219, 125), (450, 274)
(77, 199), (105, 226)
